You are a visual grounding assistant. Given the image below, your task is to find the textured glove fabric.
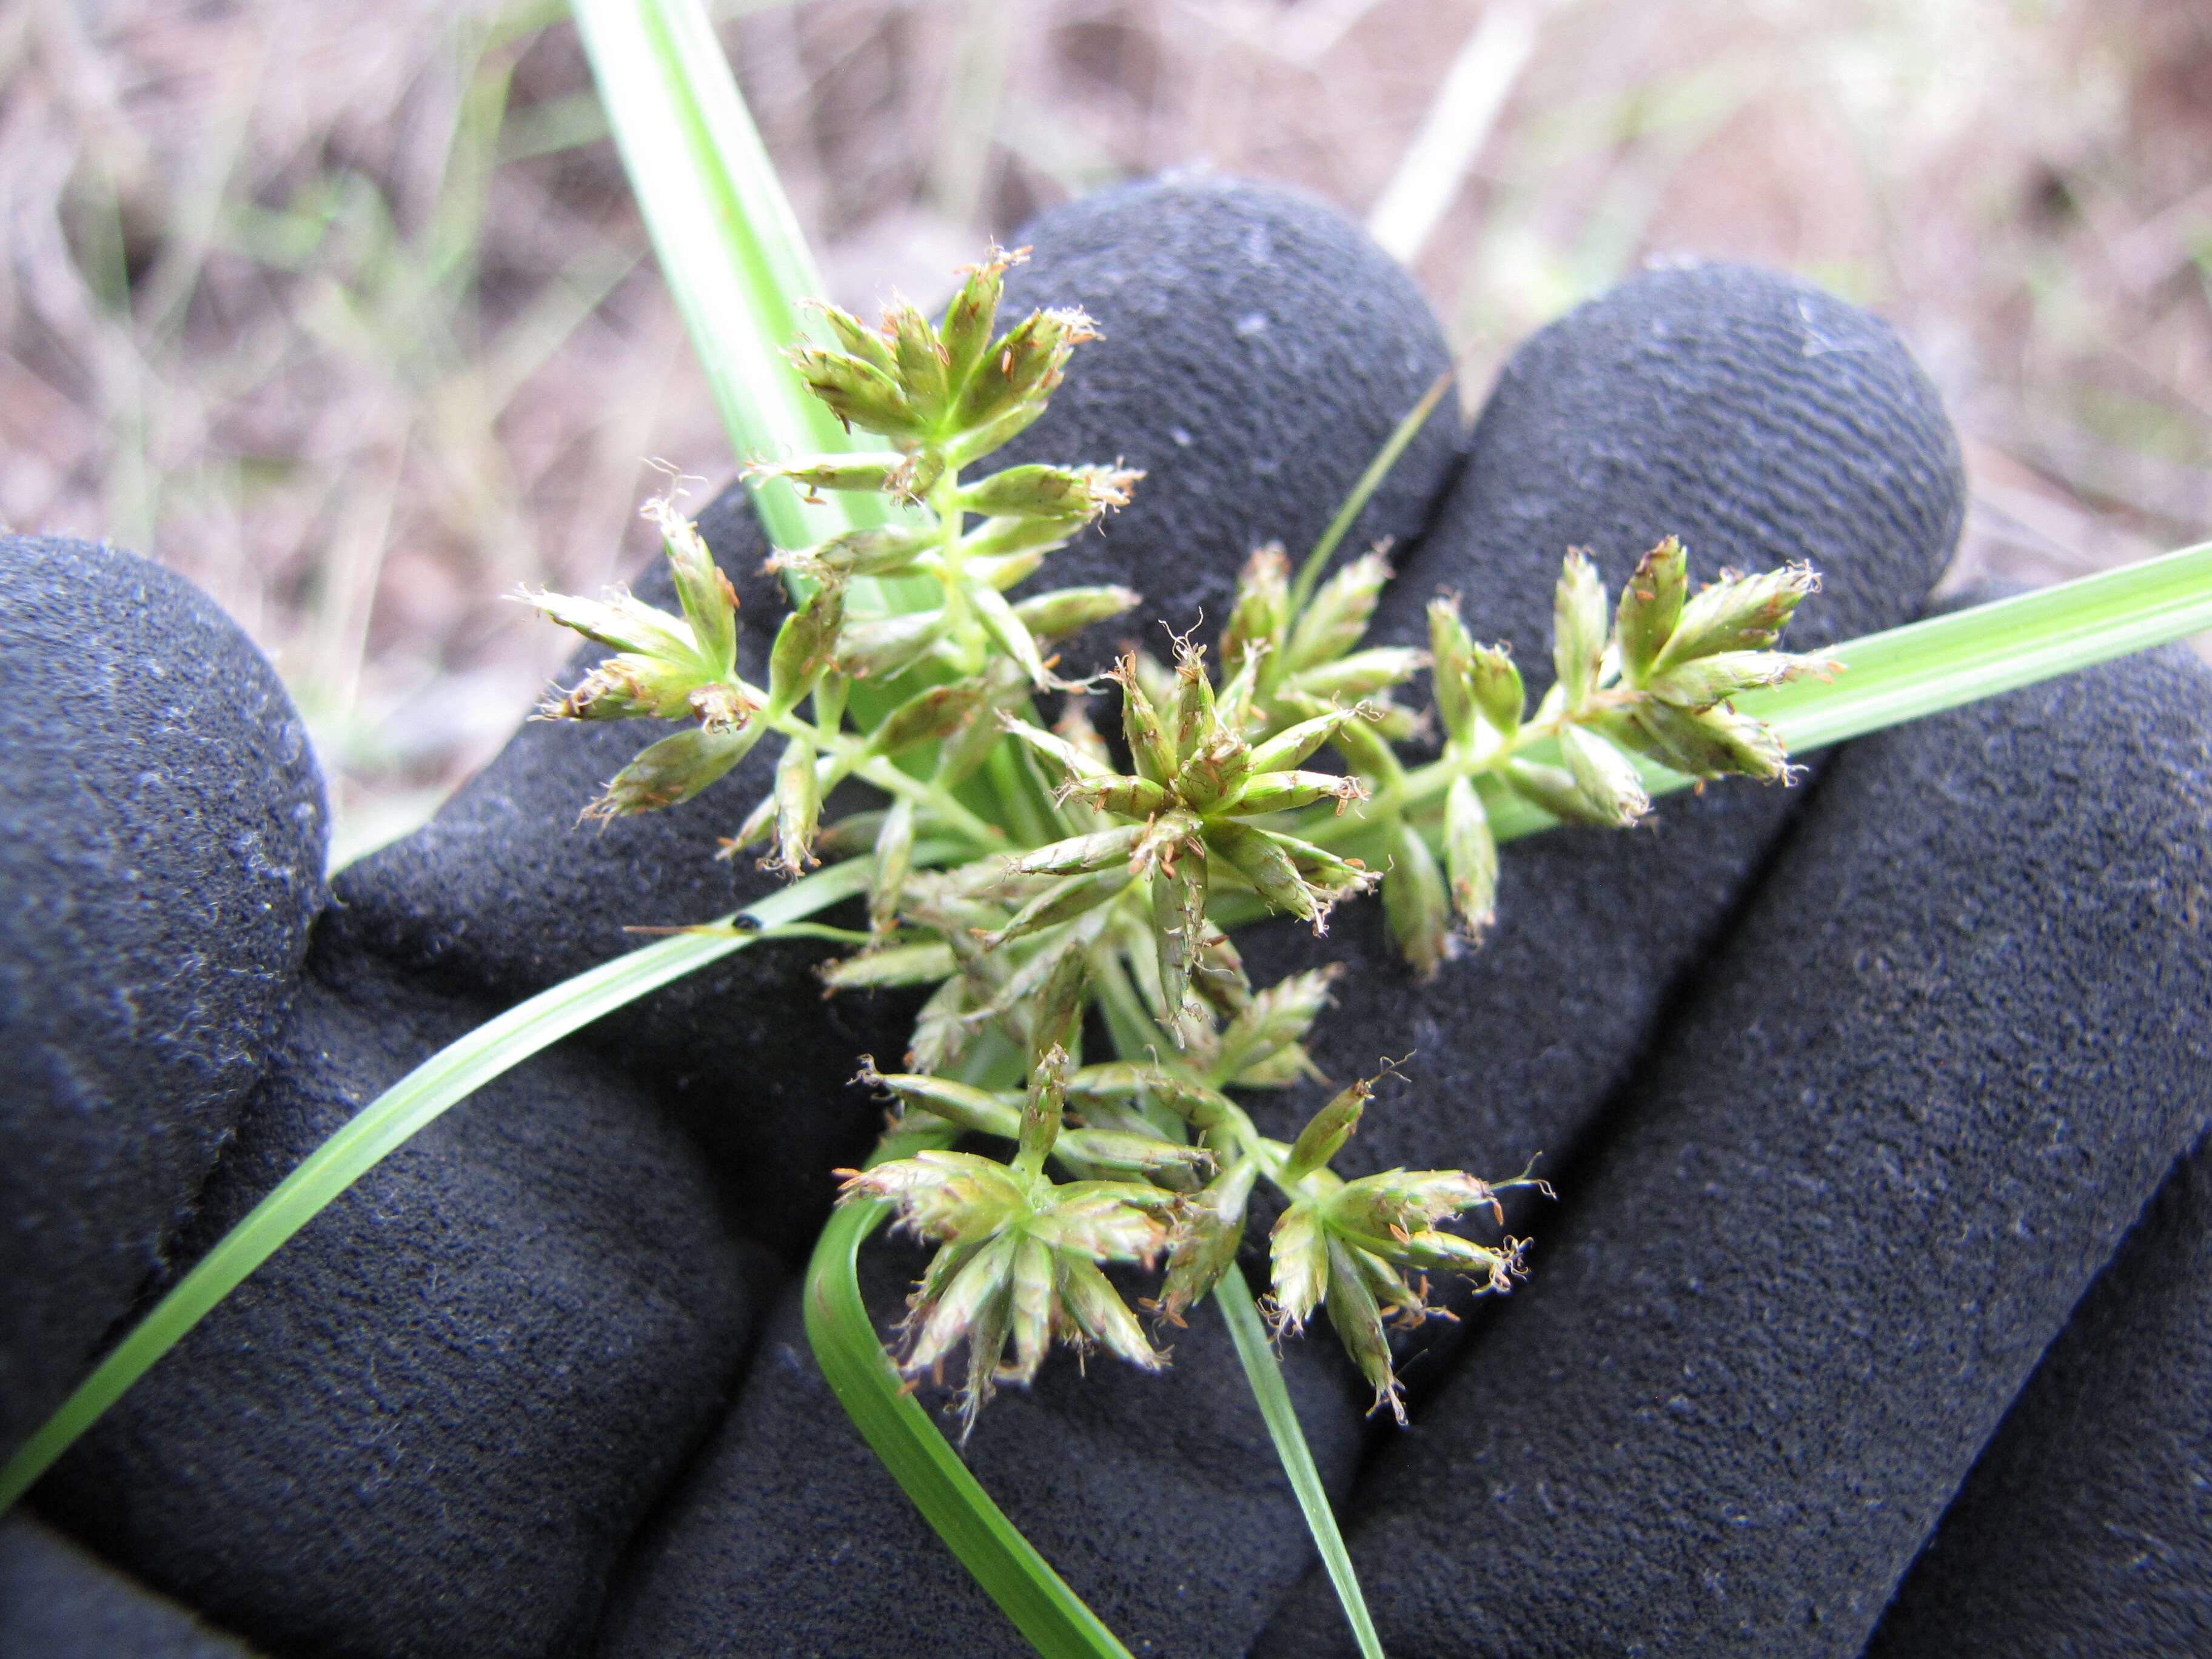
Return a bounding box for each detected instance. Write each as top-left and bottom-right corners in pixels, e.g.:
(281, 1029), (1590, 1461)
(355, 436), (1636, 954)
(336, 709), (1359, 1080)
(0, 1515), (262, 1658)
(1259, 632), (2212, 1658)
(0, 537), (325, 1463)
(1865, 1124), (2212, 1655)
(36, 939), (773, 1659)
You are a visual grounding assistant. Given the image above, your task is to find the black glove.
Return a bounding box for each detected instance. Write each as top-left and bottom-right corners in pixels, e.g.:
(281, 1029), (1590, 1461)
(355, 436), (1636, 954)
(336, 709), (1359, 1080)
(2, 541), (777, 1657)
(4, 176), (2207, 1659)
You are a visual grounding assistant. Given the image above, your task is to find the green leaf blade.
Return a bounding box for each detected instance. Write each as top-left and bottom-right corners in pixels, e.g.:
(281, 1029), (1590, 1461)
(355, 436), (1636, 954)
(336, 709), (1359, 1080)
(1215, 1267), (1389, 1659)
(570, 0), (861, 554)
(0, 854), (885, 1514)
(803, 1199), (1136, 1659)
(1744, 538), (2212, 752)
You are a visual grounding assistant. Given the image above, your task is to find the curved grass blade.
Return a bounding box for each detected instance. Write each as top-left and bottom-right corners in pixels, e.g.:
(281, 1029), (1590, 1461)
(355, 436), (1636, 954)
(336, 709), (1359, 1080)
(1217, 1264), (1387, 1659)
(803, 1196), (1136, 1659)
(802, 1205), (1387, 1658)
(572, 0), (938, 659)
(0, 854), (890, 1513)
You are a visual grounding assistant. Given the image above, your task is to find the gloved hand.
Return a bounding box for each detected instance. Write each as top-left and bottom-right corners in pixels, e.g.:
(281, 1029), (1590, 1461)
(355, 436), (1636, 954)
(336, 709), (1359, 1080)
(3, 176), (2206, 1659)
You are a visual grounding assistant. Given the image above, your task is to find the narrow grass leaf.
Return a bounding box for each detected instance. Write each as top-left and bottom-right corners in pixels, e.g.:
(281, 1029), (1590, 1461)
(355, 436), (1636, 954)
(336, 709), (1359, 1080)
(1483, 541), (2212, 844)
(570, 0), (865, 554)
(804, 1197), (1136, 1659)
(0, 853), (891, 1513)
(1288, 369), (1456, 620)
(1216, 1265), (1387, 1659)
(1744, 537), (2212, 749)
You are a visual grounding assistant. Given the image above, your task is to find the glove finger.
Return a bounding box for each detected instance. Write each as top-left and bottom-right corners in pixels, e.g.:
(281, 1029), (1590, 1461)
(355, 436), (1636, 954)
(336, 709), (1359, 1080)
(1369, 258), (1963, 659)
(4, 541), (766, 1657)
(36, 945), (772, 1659)
(1236, 261), (1964, 1377)
(1865, 1124), (2212, 1657)
(0, 537), (323, 1460)
(0, 1513), (262, 1658)
(327, 175), (1460, 1262)
(589, 178), (1456, 1659)
(1258, 631), (2212, 1657)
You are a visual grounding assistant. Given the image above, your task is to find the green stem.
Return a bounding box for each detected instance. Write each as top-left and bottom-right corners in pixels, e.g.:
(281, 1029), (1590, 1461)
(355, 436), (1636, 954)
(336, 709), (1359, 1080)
(931, 468), (990, 674)
(1216, 1266), (1387, 1659)
(765, 708), (1007, 850)
(987, 739), (1054, 849)
(1331, 742), (1503, 845)
(854, 755), (1006, 851)
(1088, 948), (1162, 1073)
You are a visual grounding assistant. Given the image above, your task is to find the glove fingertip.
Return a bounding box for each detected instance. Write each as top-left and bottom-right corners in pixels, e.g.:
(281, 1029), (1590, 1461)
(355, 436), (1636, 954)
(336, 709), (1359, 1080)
(0, 534), (326, 1464)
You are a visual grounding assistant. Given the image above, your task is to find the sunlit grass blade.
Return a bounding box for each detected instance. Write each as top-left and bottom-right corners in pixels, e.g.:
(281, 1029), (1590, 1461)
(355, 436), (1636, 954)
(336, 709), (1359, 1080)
(572, 0), (946, 646)
(570, 0), (871, 554)
(1746, 538), (2212, 749)
(0, 854), (889, 1513)
(1477, 540), (2212, 844)
(804, 1198), (1136, 1659)
(1217, 1265), (1387, 1659)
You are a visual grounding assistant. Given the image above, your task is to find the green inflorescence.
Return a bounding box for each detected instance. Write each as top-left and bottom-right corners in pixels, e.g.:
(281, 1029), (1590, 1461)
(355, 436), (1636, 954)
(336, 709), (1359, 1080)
(529, 247), (1834, 1429)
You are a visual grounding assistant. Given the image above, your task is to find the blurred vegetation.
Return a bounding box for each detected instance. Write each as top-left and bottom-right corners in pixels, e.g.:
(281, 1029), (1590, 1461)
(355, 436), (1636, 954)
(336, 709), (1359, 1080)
(2, 0), (2205, 863)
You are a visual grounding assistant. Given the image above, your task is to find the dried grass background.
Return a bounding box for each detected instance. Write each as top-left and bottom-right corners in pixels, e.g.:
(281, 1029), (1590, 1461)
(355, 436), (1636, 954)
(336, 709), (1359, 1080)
(4, 0), (2207, 861)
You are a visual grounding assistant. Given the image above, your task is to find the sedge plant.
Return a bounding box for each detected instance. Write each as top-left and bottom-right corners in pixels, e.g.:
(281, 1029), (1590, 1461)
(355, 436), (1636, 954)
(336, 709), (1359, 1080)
(524, 250), (1840, 1436)
(7, 10), (2212, 1659)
